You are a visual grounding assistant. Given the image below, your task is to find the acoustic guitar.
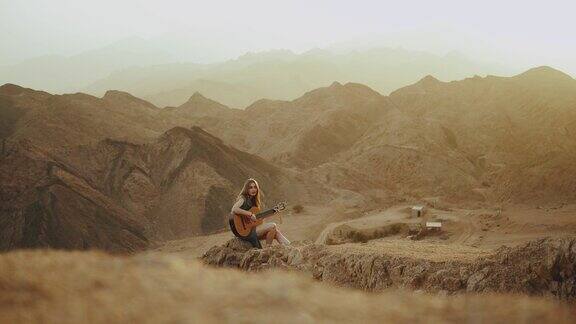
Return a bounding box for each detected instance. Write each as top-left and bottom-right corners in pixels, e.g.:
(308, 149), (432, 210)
(230, 202), (287, 237)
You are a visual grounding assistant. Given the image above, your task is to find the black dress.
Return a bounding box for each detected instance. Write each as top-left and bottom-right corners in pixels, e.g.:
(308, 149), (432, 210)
(229, 196), (262, 249)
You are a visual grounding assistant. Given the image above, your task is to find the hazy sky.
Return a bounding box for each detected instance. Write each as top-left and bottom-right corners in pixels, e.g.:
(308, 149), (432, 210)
(1, 0), (575, 74)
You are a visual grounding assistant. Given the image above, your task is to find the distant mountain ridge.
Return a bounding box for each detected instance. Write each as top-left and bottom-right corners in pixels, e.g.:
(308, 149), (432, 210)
(0, 37), (175, 94)
(83, 46), (507, 108)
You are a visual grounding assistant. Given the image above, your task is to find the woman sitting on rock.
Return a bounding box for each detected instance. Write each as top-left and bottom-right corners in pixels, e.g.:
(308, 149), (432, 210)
(229, 178), (290, 248)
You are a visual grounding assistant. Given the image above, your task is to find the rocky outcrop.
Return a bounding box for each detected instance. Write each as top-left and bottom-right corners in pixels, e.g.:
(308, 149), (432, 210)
(202, 237), (576, 300)
(202, 238), (306, 271)
(466, 238), (576, 299)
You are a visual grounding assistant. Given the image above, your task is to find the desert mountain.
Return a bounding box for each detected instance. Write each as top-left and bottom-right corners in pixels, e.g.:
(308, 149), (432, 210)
(295, 66), (576, 203)
(379, 65), (576, 202)
(0, 83), (164, 149)
(156, 81), (387, 168)
(0, 140), (149, 253)
(158, 91), (240, 119)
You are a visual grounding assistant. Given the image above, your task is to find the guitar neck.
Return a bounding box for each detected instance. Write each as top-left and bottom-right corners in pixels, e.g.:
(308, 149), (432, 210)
(255, 208), (277, 219)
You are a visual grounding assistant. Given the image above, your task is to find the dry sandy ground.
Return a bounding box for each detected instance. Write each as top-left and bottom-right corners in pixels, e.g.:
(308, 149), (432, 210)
(316, 202), (576, 248)
(1, 250), (575, 324)
(322, 239), (493, 263)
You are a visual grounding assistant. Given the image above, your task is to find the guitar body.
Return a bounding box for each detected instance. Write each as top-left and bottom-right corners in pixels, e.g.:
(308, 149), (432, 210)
(232, 206), (263, 237)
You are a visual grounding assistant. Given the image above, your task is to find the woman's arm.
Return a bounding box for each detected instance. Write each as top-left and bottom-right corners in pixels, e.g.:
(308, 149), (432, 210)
(231, 197), (253, 217)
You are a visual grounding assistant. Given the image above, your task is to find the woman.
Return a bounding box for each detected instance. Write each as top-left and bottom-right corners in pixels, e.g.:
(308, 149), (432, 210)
(229, 178), (290, 248)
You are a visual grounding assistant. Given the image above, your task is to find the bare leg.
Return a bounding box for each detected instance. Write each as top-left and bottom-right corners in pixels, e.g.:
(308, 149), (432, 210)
(256, 222), (276, 246)
(265, 226), (277, 246)
(256, 222), (291, 246)
(275, 229), (291, 245)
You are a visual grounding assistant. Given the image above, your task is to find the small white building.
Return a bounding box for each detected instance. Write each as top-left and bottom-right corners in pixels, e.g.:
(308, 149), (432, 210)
(411, 206), (425, 218)
(426, 222), (442, 229)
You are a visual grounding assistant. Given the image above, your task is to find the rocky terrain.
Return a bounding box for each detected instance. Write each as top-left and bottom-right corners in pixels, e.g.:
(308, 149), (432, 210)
(0, 140), (149, 253)
(384, 66), (576, 203)
(203, 237), (576, 300)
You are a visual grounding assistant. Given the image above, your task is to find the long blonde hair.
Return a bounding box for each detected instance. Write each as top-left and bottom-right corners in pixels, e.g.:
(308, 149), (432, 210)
(236, 178), (264, 208)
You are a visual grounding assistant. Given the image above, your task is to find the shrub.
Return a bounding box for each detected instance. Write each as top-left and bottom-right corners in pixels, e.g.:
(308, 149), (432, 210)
(292, 204), (304, 214)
